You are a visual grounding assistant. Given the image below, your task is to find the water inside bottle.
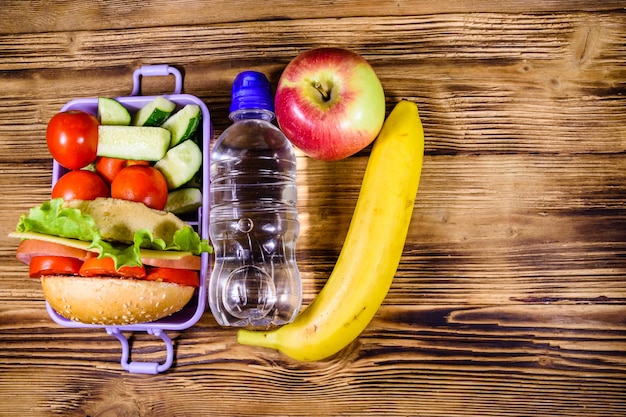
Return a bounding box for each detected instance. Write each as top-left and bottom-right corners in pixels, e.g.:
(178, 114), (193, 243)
(209, 122), (301, 327)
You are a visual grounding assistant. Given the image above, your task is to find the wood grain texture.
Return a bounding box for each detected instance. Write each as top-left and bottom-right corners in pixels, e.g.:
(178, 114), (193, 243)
(2, 0), (625, 34)
(1, 1), (625, 416)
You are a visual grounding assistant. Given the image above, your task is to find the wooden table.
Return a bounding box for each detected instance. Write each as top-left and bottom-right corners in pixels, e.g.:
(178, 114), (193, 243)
(1, 1), (625, 415)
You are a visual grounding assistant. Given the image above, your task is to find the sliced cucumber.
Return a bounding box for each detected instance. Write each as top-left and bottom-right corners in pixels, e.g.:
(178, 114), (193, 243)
(161, 104), (201, 148)
(165, 187), (203, 215)
(132, 96), (176, 126)
(97, 125), (171, 161)
(154, 140), (202, 189)
(98, 97), (131, 125)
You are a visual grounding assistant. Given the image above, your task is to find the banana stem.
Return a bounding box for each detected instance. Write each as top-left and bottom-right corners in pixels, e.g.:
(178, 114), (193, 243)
(237, 328), (278, 349)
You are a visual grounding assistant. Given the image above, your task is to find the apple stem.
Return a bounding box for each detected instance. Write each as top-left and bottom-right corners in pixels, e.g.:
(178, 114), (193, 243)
(313, 82), (331, 102)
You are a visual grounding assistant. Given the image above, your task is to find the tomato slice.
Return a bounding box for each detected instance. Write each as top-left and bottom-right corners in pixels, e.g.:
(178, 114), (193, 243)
(16, 239), (97, 266)
(29, 256), (83, 278)
(79, 257), (146, 279)
(145, 267), (200, 287)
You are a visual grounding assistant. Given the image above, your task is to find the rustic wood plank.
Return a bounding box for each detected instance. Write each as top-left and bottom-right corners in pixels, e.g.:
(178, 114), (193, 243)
(5, 152), (626, 303)
(1, 13), (624, 154)
(2, 0), (626, 34)
(1, 305), (625, 415)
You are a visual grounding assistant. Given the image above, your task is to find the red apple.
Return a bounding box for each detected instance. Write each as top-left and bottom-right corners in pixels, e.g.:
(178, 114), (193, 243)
(275, 48), (386, 161)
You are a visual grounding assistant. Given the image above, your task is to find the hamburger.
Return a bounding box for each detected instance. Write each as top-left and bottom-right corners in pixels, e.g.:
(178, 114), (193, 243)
(10, 197), (212, 325)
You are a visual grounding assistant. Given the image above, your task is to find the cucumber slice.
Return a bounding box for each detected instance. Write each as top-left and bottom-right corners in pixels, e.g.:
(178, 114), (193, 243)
(98, 125), (171, 161)
(161, 104), (201, 148)
(154, 140), (202, 189)
(133, 96), (176, 126)
(98, 97), (131, 125)
(165, 187), (203, 215)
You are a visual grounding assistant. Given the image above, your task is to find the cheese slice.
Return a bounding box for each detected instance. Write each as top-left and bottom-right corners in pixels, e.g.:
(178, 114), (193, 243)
(8, 231), (196, 261)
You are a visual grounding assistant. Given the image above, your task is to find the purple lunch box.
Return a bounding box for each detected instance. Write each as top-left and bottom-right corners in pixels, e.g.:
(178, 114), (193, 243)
(49, 65), (212, 374)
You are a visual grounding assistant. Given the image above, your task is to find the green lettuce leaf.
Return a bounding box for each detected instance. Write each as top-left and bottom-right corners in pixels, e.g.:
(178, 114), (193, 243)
(17, 198), (212, 270)
(17, 198), (99, 242)
(171, 225), (213, 255)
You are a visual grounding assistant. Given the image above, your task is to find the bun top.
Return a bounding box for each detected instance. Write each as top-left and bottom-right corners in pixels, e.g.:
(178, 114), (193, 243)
(63, 198), (188, 244)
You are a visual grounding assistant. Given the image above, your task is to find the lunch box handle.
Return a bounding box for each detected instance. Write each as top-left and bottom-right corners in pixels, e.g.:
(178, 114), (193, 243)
(107, 327), (174, 374)
(131, 64), (183, 96)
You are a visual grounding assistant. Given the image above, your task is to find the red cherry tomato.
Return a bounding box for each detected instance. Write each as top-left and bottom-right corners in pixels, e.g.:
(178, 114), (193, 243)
(111, 165), (168, 210)
(79, 257), (146, 278)
(95, 157), (151, 184)
(52, 170), (110, 201)
(46, 110), (99, 170)
(29, 256), (83, 278)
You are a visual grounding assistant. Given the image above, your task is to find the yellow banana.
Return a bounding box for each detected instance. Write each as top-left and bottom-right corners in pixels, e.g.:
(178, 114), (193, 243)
(237, 99), (424, 361)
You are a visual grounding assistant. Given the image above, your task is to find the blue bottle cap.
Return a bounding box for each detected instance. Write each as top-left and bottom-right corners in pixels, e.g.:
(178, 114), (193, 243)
(230, 71), (274, 113)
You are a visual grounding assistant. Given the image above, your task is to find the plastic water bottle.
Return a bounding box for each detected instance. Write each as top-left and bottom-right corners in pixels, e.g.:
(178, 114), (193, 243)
(208, 71), (302, 327)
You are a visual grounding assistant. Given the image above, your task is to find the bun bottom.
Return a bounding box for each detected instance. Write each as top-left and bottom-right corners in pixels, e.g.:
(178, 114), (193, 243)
(41, 276), (195, 325)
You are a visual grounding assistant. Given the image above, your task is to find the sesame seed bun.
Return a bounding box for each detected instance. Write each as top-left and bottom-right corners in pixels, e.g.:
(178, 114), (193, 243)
(41, 276), (195, 325)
